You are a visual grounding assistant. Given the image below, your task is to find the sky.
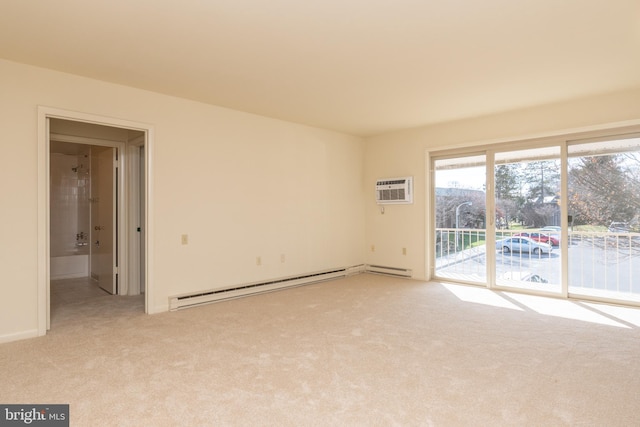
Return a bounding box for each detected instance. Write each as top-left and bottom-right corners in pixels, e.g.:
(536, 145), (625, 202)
(435, 166), (486, 191)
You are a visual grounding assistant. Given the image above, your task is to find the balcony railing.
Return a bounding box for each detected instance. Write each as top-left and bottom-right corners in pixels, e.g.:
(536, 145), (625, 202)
(435, 228), (640, 303)
(568, 231), (640, 302)
(435, 228), (488, 283)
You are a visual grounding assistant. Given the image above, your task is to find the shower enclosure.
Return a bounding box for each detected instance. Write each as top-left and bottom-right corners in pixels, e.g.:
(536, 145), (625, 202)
(50, 142), (91, 279)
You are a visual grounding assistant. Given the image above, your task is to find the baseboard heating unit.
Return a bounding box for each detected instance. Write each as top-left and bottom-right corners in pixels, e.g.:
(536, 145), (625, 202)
(169, 265), (365, 310)
(364, 264), (413, 278)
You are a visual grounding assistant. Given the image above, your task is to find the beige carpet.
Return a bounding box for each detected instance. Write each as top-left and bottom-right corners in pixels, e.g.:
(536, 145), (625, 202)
(1, 274), (640, 426)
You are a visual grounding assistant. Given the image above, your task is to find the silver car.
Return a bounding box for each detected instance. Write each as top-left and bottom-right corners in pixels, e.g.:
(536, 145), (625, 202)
(496, 236), (552, 255)
(608, 222), (630, 233)
(501, 271), (549, 283)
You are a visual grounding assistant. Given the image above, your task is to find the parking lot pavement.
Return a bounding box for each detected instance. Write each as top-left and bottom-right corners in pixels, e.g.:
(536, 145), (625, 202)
(438, 241), (640, 297)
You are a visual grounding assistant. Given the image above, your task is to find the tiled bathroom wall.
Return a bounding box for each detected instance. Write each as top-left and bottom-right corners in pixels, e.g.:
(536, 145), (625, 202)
(50, 149), (90, 257)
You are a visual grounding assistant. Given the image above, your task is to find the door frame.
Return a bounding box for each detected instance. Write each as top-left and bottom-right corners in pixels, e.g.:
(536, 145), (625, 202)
(37, 106), (155, 334)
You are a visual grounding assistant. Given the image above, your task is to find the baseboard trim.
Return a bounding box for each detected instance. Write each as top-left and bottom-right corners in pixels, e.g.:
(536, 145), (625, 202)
(169, 266), (360, 311)
(0, 328), (40, 344)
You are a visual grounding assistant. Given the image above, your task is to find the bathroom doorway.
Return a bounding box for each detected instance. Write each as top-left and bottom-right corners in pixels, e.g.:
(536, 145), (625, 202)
(38, 107), (153, 333)
(49, 139), (119, 294)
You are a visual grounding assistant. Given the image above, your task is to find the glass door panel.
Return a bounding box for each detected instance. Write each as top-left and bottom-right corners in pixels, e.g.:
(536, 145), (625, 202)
(494, 147), (562, 293)
(434, 155), (487, 283)
(568, 135), (640, 303)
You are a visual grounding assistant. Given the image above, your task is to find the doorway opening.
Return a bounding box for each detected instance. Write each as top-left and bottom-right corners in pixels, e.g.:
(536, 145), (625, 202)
(38, 107), (154, 334)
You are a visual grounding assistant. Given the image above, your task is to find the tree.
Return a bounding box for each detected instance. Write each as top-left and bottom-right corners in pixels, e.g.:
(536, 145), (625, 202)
(434, 188), (485, 229)
(494, 164), (525, 227)
(522, 160), (560, 203)
(568, 154), (640, 226)
(494, 164), (521, 200)
(494, 160), (560, 227)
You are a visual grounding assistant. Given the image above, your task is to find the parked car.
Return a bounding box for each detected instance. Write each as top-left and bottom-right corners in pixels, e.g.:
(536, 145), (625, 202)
(501, 271), (549, 283)
(539, 226), (561, 233)
(514, 232), (559, 246)
(495, 236), (552, 255)
(608, 222), (630, 233)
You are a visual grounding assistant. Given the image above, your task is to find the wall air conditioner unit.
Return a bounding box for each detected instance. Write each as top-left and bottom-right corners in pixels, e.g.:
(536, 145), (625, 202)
(376, 176), (413, 204)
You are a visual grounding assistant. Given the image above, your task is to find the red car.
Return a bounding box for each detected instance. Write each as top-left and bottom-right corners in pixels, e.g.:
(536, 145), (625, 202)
(514, 232), (559, 246)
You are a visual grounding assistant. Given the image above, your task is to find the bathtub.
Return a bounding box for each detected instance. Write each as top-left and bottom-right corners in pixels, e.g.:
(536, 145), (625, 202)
(50, 254), (89, 280)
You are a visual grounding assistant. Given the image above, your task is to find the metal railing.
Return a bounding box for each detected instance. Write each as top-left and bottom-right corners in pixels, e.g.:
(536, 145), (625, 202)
(435, 228), (640, 302)
(435, 228), (488, 283)
(568, 231), (640, 301)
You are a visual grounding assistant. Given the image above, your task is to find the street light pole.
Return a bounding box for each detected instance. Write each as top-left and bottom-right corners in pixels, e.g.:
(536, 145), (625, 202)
(455, 201), (472, 251)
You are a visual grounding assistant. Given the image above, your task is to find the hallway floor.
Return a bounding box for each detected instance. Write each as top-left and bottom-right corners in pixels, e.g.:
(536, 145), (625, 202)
(50, 277), (144, 327)
(51, 276), (107, 303)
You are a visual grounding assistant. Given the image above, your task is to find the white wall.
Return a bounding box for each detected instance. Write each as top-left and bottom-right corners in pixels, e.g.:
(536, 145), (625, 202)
(0, 59), (365, 342)
(4, 54), (638, 343)
(365, 88), (640, 280)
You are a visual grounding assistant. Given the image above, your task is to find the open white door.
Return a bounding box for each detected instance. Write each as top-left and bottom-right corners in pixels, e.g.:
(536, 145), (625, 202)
(91, 146), (117, 294)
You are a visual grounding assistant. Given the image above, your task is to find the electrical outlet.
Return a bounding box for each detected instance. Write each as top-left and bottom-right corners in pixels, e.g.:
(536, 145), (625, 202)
(371, 245), (375, 252)
(256, 256), (262, 266)
(181, 234), (188, 245)
(281, 254), (286, 263)
(402, 247), (407, 255)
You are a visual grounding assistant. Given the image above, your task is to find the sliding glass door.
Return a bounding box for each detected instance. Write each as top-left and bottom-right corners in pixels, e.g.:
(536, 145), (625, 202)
(567, 134), (640, 303)
(431, 128), (640, 306)
(434, 155), (487, 283)
(494, 147), (562, 293)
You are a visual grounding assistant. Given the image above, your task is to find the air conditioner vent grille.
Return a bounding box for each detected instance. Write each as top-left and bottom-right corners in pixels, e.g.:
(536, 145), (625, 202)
(375, 176), (413, 204)
(379, 188), (405, 201)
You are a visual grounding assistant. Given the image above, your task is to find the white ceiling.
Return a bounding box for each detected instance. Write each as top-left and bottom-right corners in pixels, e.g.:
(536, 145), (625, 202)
(1, 0), (639, 136)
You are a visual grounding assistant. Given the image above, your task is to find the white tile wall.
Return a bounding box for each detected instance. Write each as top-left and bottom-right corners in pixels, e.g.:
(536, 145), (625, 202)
(50, 152), (90, 257)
